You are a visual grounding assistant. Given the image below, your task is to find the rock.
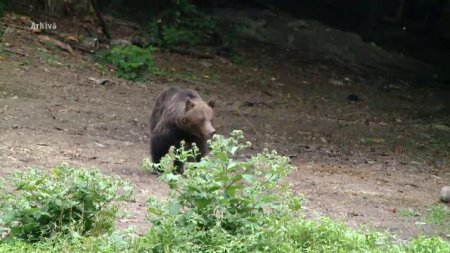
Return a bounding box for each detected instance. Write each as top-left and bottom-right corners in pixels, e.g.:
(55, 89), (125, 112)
(89, 77), (110, 85)
(440, 186), (450, 203)
(81, 37), (99, 51)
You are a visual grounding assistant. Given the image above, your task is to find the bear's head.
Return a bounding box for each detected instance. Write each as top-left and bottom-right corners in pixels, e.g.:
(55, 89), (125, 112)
(181, 98), (216, 139)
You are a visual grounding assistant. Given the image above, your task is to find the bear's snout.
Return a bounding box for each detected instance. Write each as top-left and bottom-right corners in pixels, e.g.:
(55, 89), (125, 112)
(203, 123), (216, 139)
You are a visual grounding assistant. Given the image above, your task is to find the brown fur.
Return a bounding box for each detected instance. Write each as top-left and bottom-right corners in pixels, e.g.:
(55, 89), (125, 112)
(149, 87), (215, 173)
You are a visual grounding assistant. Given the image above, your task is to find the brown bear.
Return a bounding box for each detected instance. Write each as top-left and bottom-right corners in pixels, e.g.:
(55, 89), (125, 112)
(149, 87), (216, 174)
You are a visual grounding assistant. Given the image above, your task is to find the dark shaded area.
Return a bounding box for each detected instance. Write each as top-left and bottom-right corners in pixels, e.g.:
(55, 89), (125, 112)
(221, 0), (450, 85)
(3, 0), (450, 86)
(93, 0), (450, 85)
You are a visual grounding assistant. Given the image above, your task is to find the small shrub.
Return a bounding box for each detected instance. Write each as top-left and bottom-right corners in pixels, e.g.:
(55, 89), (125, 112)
(139, 130), (303, 251)
(0, 164), (133, 242)
(151, 0), (229, 48)
(138, 130), (450, 252)
(0, 227), (137, 253)
(426, 204), (450, 225)
(102, 45), (159, 81)
(404, 237), (450, 253)
(160, 25), (199, 47)
(230, 54), (247, 65)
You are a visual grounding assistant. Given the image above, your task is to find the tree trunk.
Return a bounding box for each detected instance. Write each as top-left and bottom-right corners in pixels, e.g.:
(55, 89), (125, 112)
(90, 0), (111, 40)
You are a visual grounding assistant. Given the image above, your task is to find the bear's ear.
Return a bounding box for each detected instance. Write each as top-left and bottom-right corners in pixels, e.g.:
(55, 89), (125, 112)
(207, 100), (215, 108)
(185, 98), (195, 111)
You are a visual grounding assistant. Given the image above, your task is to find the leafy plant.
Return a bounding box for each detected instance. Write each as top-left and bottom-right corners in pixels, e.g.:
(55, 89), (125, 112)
(139, 130), (302, 251)
(102, 45), (159, 81)
(0, 164), (133, 242)
(230, 54), (247, 65)
(160, 25), (199, 47)
(426, 204), (450, 225)
(0, 227), (137, 253)
(151, 0), (226, 48)
(138, 131), (450, 252)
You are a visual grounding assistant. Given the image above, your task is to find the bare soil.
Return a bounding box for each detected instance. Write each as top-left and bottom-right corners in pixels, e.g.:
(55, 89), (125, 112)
(1, 16), (450, 240)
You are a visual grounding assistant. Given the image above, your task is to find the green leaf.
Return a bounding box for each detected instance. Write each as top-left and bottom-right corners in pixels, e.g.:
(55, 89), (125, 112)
(230, 146), (239, 155)
(163, 173), (180, 189)
(242, 174), (256, 183)
(225, 185), (242, 197)
(168, 201), (181, 215)
(194, 199), (211, 209)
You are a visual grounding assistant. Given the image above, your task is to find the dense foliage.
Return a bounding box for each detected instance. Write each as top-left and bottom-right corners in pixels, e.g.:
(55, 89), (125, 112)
(0, 165), (132, 242)
(99, 45), (159, 81)
(139, 130), (302, 251)
(152, 0), (220, 47)
(139, 131), (450, 252)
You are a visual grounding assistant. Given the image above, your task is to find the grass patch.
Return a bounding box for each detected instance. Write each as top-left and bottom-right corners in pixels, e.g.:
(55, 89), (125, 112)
(230, 54), (247, 66)
(37, 48), (61, 65)
(398, 208), (421, 218)
(427, 204), (450, 225)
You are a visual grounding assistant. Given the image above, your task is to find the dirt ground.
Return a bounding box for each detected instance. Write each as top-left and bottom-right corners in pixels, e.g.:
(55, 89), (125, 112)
(1, 19), (450, 241)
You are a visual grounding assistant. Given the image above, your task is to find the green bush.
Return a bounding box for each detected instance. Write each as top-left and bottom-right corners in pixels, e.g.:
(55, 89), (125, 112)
(151, 0), (223, 48)
(160, 25), (200, 47)
(102, 45), (159, 81)
(138, 131), (450, 252)
(427, 204), (450, 225)
(0, 164), (133, 242)
(139, 130), (302, 251)
(0, 227), (137, 253)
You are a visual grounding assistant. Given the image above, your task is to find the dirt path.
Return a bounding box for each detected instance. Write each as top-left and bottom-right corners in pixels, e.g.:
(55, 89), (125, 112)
(1, 27), (449, 239)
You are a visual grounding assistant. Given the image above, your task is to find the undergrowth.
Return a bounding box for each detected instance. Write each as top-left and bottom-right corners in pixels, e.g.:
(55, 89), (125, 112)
(0, 0), (7, 16)
(426, 204), (450, 225)
(94, 45), (160, 81)
(1, 131), (449, 252)
(0, 164), (132, 242)
(150, 0), (236, 49)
